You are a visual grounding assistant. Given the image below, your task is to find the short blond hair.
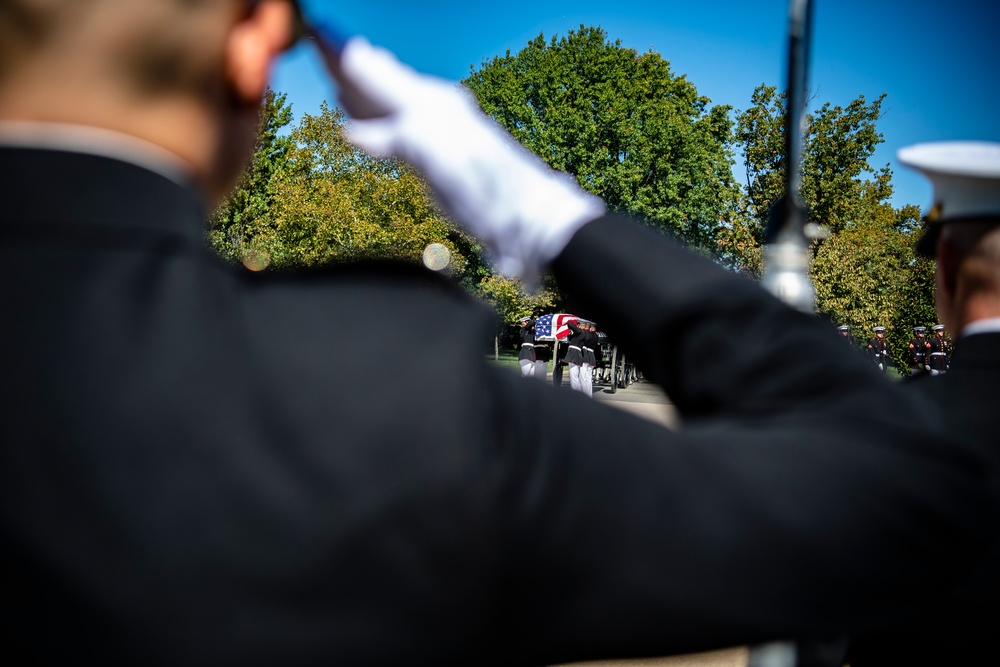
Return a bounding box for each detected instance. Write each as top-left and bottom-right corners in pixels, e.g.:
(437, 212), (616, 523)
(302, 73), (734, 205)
(0, 1), (61, 79)
(0, 0), (231, 96)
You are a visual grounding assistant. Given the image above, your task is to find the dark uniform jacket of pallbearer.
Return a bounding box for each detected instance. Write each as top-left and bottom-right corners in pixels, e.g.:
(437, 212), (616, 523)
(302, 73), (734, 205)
(928, 335), (950, 372)
(909, 336), (931, 370)
(848, 332), (1000, 666)
(1, 147), (996, 666)
(533, 340), (551, 363)
(564, 321), (586, 365)
(582, 330), (598, 367)
(517, 323), (536, 362)
(867, 337), (888, 368)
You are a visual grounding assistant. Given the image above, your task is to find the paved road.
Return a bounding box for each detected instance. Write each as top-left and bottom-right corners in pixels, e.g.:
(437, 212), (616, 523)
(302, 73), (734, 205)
(591, 379), (677, 429)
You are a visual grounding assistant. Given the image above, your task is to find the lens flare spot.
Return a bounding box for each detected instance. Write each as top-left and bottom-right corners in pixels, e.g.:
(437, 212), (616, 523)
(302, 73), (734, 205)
(242, 249), (271, 272)
(422, 243), (451, 271)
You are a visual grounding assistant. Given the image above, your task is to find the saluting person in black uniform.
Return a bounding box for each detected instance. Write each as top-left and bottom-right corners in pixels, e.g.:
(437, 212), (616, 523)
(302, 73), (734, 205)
(517, 316), (536, 377)
(868, 326), (889, 373)
(928, 324), (950, 375)
(2, 7), (995, 665)
(908, 326), (931, 375)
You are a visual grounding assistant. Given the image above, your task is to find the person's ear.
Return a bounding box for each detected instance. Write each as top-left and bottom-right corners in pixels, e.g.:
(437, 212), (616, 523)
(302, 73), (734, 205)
(224, 1), (294, 104)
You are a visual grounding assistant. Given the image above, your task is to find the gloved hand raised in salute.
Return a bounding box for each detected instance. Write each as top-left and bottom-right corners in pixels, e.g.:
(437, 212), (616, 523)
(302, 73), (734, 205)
(327, 37), (606, 283)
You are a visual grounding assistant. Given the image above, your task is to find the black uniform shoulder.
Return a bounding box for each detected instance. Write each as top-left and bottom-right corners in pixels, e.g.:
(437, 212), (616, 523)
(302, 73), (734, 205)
(236, 259), (472, 300)
(231, 259), (494, 333)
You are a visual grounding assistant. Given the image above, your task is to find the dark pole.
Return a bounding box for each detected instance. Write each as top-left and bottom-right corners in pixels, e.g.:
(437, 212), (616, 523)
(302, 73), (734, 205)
(749, 5), (818, 667)
(761, 0), (815, 314)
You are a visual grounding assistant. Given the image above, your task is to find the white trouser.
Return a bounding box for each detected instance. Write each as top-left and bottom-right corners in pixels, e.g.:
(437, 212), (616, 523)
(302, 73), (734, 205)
(581, 363), (593, 397)
(568, 364), (582, 392)
(519, 360), (534, 377)
(533, 360), (547, 380)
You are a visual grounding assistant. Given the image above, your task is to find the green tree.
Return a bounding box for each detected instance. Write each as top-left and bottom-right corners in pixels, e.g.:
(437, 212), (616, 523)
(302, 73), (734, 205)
(208, 88), (294, 267)
(270, 104), (463, 269)
(476, 274), (558, 359)
(476, 274), (558, 325)
(210, 99), (470, 276)
(722, 85), (937, 356)
(810, 202), (930, 368)
(720, 86), (890, 275)
(463, 25), (739, 253)
(889, 254), (938, 371)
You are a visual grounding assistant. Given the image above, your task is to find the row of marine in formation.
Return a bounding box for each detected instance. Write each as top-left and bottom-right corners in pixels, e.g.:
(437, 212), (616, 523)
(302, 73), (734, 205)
(836, 324), (951, 375)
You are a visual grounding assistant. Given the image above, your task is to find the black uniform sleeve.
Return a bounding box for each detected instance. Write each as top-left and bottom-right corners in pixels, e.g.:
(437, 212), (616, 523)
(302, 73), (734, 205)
(554, 215), (879, 417)
(479, 214), (995, 662)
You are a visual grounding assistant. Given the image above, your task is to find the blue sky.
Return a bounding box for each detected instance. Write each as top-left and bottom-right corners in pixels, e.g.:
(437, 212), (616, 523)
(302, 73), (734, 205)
(275, 0), (1000, 212)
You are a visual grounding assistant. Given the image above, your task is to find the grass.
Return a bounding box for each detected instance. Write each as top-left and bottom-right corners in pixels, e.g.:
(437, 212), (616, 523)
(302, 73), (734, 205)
(488, 349), (522, 371)
(487, 348), (557, 376)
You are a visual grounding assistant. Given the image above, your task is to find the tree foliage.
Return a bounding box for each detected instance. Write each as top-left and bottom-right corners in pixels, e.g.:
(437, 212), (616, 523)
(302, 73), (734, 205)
(463, 25), (739, 253)
(209, 88), (294, 266)
(475, 274), (558, 326)
(721, 84), (937, 360)
(810, 203), (936, 368)
(209, 97), (469, 275)
(208, 39), (938, 355)
(720, 86), (891, 275)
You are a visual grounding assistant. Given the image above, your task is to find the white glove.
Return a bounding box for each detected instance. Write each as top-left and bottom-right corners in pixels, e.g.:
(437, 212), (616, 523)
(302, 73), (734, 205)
(332, 37), (606, 282)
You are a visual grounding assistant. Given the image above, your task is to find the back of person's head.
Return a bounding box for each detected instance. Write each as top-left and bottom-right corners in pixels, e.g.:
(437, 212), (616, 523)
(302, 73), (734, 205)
(937, 222), (1000, 324)
(898, 141), (1000, 332)
(1, 1), (233, 96)
(0, 0), (297, 203)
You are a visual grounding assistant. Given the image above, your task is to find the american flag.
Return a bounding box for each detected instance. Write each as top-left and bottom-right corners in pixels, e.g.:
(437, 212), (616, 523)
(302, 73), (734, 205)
(534, 313), (579, 341)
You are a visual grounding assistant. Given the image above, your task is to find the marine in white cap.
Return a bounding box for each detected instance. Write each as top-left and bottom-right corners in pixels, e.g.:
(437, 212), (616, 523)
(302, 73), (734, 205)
(847, 141), (1000, 665)
(867, 326), (889, 373)
(908, 325), (930, 375)
(928, 324), (950, 375)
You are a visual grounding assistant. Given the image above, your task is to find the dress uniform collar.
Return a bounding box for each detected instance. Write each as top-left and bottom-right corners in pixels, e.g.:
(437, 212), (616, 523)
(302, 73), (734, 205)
(0, 122), (193, 188)
(962, 317), (1000, 339)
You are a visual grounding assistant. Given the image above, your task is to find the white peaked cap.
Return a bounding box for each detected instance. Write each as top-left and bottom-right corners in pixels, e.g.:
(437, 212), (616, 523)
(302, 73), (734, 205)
(899, 141), (1000, 256)
(898, 141), (1000, 220)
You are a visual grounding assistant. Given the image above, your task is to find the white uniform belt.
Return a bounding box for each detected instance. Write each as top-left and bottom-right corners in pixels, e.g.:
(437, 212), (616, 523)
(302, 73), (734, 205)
(533, 343), (547, 348)
(521, 343), (534, 347)
(930, 352), (947, 356)
(568, 345), (582, 351)
(583, 346), (594, 352)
